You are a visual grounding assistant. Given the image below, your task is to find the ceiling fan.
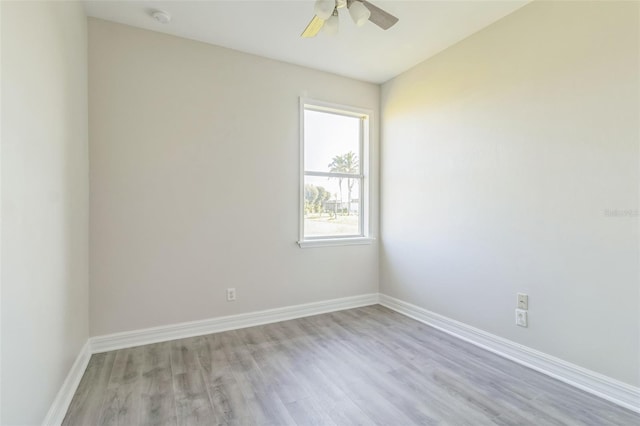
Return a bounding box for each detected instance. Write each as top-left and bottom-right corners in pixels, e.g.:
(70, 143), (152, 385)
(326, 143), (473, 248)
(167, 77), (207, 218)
(301, 0), (398, 37)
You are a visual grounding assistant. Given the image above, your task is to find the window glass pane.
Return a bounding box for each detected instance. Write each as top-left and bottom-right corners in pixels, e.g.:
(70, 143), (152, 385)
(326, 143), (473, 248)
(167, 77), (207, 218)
(304, 109), (360, 174)
(304, 175), (361, 237)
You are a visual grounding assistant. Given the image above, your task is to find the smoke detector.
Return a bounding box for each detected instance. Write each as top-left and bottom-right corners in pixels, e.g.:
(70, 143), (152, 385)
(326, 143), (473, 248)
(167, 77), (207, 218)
(150, 10), (171, 24)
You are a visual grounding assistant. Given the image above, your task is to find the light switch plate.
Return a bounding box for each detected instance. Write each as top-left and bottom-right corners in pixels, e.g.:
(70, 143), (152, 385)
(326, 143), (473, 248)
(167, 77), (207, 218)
(517, 293), (528, 310)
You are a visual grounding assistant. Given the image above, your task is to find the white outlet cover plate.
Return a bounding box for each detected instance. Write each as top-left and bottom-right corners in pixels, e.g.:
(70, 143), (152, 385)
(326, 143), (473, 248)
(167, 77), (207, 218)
(515, 309), (528, 327)
(227, 288), (236, 301)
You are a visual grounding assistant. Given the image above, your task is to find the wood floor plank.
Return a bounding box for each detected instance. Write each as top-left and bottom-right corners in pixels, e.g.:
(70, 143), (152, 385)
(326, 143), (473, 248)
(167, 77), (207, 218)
(107, 345), (145, 388)
(294, 315), (421, 425)
(370, 309), (630, 425)
(387, 366), (497, 426)
(63, 306), (640, 426)
(356, 319), (555, 423)
(222, 332), (296, 425)
(62, 351), (116, 426)
(229, 363), (297, 426)
(238, 326), (312, 404)
(265, 320), (379, 425)
(98, 384), (142, 426)
(284, 397), (337, 426)
(195, 335), (249, 425)
(139, 342), (177, 426)
(170, 338), (216, 426)
(98, 346), (144, 426)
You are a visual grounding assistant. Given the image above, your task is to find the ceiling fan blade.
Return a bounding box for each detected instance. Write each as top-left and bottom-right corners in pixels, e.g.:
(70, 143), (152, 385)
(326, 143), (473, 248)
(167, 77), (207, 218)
(361, 1), (398, 30)
(301, 15), (324, 38)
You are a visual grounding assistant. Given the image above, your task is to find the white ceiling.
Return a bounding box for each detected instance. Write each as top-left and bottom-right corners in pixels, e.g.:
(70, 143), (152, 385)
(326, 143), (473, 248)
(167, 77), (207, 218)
(84, 0), (530, 83)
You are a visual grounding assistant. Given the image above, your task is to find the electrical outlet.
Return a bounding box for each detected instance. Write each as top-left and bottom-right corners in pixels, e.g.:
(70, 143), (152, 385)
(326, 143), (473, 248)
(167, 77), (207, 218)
(515, 309), (528, 327)
(226, 288), (236, 302)
(517, 293), (529, 310)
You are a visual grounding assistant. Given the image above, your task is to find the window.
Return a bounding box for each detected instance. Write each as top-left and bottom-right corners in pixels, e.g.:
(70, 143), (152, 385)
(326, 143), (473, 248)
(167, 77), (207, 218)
(299, 98), (372, 247)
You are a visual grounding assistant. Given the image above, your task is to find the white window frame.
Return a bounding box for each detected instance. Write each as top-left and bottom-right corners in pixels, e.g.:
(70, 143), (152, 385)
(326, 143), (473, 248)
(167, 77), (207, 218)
(298, 98), (374, 248)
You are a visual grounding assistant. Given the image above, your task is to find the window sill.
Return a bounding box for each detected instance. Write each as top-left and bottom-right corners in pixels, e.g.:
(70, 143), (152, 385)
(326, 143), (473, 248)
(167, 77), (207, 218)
(297, 237), (376, 248)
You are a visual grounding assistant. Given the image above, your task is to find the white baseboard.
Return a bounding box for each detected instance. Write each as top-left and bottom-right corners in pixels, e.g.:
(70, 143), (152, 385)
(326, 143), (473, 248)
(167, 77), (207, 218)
(90, 293), (379, 354)
(42, 341), (91, 426)
(379, 293), (640, 414)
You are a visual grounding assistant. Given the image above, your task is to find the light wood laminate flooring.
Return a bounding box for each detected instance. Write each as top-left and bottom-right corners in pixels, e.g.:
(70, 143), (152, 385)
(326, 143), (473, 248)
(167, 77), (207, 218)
(63, 305), (639, 425)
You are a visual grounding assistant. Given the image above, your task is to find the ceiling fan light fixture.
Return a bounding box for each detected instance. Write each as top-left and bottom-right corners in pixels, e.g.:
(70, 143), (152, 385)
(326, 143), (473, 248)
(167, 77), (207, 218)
(301, 0), (397, 38)
(323, 12), (339, 35)
(314, 0), (335, 20)
(349, 1), (370, 26)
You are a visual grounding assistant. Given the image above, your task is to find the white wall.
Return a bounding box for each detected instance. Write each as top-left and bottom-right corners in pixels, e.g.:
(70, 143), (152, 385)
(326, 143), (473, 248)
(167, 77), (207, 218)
(381, 1), (639, 386)
(89, 19), (379, 336)
(1, 1), (89, 424)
